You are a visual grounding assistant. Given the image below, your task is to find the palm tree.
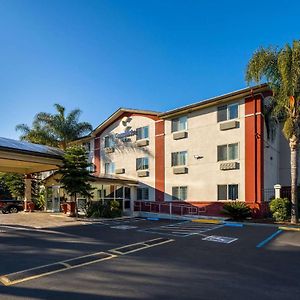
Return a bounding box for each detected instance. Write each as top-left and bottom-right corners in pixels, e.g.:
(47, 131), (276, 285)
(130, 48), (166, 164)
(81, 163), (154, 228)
(246, 40), (300, 224)
(16, 104), (93, 150)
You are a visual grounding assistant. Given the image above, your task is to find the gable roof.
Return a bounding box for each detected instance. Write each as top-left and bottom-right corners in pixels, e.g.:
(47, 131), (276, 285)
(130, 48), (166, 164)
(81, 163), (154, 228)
(92, 108), (160, 136)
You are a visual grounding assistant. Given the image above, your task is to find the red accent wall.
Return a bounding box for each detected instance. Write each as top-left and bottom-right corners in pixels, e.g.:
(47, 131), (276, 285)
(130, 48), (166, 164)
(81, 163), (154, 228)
(93, 133), (101, 176)
(155, 120), (165, 201)
(245, 94), (264, 204)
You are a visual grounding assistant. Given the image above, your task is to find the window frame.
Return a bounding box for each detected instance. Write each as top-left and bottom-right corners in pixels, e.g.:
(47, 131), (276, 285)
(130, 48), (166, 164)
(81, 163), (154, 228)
(136, 126), (149, 141)
(104, 162), (115, 174)
(171, 151), (188, 167)
(104, 135), (114, 148)
(137, 187), (149, 200)
(171, 116), (188, 133)
(217, 103), (239, 123)
(217, 184), (239, 200)
(217, 143), (239, 161)
(136, 157), (149, 171)
(172, 186), (188, 201)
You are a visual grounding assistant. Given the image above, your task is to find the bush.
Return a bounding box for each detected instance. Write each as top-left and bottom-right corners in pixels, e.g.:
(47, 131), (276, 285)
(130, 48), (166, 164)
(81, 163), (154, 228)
(269, 198), (291, 222)
(85, 200), (122, 218)
(221, 201), (252, 220)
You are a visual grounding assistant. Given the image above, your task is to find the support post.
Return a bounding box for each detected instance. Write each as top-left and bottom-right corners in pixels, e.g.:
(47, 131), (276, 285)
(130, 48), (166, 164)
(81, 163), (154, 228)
(274, 184), (281, 199)
(24, 174), (32, 212)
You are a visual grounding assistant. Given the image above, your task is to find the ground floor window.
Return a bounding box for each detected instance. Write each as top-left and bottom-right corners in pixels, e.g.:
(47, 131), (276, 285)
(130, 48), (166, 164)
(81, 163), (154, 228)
(137, 188), (149, 200)
(172, 186), (187, 200)
(217, 184), (238, 200)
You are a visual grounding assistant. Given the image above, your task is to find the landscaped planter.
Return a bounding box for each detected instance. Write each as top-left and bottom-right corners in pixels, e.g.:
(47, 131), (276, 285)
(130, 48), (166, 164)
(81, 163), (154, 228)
(61, 203), (68, 214)
(25, 202), (35, 212)
(67, 201), (76, 217)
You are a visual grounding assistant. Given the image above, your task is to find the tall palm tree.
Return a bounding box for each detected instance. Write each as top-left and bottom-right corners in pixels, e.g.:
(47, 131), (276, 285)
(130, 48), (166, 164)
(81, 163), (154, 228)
(246, 40), (300, 224)
(16, 104), (93, 150)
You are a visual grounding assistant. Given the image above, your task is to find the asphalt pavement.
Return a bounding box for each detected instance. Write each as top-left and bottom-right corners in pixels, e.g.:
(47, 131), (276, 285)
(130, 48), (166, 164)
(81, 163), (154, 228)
(0, 218), (299, 300)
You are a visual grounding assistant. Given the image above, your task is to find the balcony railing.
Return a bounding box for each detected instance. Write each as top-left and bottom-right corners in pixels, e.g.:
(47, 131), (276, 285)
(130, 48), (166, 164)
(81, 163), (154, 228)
(134, 200), (206, 216)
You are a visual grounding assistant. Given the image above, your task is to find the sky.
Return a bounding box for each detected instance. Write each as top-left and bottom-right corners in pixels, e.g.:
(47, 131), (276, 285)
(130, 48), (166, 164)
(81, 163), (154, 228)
(0, 0), (299, 139)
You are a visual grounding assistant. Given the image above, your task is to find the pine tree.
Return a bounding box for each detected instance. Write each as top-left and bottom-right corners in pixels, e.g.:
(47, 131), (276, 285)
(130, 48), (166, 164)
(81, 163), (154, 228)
(58, 146), (94, 217)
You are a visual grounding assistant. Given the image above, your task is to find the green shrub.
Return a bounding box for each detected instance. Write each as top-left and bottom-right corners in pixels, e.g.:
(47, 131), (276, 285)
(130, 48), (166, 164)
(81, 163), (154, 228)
(269, 198), (291, 222)
(85, 200), (122, 218)
(221, 201), (252, 220)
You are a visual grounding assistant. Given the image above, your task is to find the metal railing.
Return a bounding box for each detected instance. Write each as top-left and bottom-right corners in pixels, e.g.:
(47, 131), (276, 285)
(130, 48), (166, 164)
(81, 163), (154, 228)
(262, 188), (275, 202)
(134, 200), (206, 216)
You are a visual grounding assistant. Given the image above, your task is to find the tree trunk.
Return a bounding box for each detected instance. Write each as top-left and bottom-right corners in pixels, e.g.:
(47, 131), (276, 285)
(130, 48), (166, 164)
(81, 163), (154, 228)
(290, 135), (299, 224)
(74, 193), (79, 218)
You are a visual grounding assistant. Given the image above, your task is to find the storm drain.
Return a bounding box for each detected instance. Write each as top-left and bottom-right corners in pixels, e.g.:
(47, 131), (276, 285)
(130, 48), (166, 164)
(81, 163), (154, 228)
(0, 252), (115, 286)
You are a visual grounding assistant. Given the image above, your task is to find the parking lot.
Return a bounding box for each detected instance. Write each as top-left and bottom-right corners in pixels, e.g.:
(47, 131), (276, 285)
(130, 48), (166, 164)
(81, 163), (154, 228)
(0, 216), (300, 299)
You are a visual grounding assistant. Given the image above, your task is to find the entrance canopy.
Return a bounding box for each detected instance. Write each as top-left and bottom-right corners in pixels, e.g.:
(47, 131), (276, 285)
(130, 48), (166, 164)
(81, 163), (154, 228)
(0, 137), (64, 174)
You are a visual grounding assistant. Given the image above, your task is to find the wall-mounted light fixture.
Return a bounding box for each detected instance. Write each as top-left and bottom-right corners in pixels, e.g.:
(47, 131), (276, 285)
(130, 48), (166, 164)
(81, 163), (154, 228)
(194, 155), (203, 160)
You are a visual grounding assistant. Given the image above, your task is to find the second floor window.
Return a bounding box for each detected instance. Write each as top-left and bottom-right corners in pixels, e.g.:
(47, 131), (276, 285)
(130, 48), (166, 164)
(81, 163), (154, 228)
(136, 157), (149, 170)
(171, 151), (187, 166)
(136, 126), (149, 140)
(217, 103), (239, 122)
(104, 136), (114, 148)
(171, 116), (187, 132)
(104, 162), (115, 174)
(217, 143), (239, 161)
(83, 142), (91, 152)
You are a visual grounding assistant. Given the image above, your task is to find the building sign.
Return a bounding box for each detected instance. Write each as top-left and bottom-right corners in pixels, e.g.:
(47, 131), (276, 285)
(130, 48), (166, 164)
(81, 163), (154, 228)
(115, 130), (136, 139)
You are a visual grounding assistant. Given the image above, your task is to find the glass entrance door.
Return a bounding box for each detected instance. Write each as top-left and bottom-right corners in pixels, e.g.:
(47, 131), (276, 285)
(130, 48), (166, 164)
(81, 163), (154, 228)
(52, 186), (60, 212)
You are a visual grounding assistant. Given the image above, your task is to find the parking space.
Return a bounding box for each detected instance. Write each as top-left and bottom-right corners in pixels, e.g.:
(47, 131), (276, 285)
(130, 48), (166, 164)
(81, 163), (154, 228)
(0, 217), (300, 299)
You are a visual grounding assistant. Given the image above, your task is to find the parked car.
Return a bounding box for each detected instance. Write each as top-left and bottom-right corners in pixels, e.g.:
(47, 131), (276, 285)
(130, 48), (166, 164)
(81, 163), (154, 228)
(0, 199), (24, 214)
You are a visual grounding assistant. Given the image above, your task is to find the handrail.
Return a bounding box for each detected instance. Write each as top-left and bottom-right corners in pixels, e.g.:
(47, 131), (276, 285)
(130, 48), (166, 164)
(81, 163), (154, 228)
(134, 200), (206, 216)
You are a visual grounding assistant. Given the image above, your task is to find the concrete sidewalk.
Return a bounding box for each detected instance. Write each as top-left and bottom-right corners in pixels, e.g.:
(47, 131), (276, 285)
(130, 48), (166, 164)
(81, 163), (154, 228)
(0, 212), (85, 229)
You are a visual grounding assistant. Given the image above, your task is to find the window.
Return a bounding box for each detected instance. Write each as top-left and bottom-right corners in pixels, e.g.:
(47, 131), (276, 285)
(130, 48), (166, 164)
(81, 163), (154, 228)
(217, 143), (238, 161)
(83, 142), (91, 152)
(137, 188), (149, 200)
(171, 116), (187, 132)
(104, 135), (114, 148)
(217, 184), (238, 200)
(104, 162), (115, 174)
(217, 103), (238, 122)
(124, 187), (131, 199)
(136, 157), (149, 170)
(171, 151), (187, 166)
(136, 126), (149, 140)
(172, 186), (188, 201)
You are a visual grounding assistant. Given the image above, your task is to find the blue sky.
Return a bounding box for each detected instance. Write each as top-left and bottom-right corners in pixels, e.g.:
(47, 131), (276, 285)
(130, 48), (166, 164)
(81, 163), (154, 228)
(0, 0), (299, 139)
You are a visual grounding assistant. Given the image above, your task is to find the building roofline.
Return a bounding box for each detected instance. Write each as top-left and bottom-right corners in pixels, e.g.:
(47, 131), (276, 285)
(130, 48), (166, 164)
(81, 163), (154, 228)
(92, 107), (160, 136)
(0, 137), (64, 159)
(159, 84), (270, 118)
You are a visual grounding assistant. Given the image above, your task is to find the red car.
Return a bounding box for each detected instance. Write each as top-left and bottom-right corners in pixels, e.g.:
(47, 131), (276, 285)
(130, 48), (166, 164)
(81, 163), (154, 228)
(0, 199), (24, 214)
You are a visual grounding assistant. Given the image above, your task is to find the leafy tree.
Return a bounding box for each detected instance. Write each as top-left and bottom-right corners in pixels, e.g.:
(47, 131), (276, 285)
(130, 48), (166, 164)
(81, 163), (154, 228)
(246, 40), (300, 223)
(16, 104), (92, 150)
(58, 146), (94, 216)
(0, 173), (25, 199)
(0, 176), (12, 199)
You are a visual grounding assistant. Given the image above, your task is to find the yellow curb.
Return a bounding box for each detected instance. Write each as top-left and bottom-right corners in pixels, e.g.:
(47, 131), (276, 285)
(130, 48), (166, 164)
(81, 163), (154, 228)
(278, 226), (300, 232)
(192, 219), (222, 224)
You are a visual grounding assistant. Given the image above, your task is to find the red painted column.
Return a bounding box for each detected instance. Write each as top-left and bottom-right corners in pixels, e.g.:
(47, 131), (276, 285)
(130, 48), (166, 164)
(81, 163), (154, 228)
(245, 94), (264, 206)
(155, 120), (165, 201)
(94, 134), (101, 176)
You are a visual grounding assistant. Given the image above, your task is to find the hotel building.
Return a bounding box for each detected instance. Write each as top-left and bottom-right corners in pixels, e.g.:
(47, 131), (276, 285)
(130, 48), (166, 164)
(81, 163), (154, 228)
(62, 84), (291, 216)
